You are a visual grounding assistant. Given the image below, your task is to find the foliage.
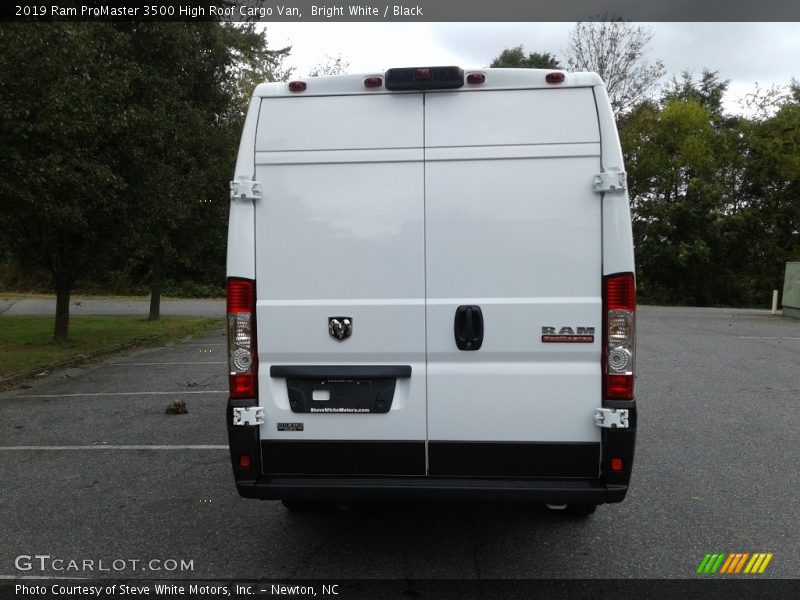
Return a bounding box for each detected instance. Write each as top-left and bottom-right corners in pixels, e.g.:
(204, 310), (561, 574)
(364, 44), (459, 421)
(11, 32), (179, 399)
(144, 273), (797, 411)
(0, 23), (290, 337)
(490, 46), (561, 69)
(0, 24), (133, 339)
(622, 71), (800, 306)
(308, 54), (350, 77)
(566, 17), (665, 116)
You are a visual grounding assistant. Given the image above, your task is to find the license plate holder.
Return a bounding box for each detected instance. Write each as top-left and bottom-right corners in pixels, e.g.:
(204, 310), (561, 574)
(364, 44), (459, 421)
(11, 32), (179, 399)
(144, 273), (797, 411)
(287, 377), (396, 414)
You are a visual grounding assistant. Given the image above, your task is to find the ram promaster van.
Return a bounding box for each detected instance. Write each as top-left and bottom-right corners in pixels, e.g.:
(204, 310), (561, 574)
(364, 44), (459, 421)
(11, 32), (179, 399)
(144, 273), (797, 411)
(225, 67), (636, 515)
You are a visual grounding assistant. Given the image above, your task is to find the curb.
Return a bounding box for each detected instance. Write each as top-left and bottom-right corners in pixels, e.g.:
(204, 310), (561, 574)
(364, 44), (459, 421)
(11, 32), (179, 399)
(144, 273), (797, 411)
(0, 335), (163, 389)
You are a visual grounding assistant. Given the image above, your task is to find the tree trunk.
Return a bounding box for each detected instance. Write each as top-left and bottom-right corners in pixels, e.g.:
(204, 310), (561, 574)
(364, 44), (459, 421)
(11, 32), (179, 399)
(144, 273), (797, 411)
(54, 278), (71, 342)
(148, 247), (163, 321)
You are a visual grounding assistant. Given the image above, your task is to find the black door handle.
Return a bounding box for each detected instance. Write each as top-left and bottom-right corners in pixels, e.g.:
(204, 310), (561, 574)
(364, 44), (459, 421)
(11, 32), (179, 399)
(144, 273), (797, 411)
(454, 305), (483, 351)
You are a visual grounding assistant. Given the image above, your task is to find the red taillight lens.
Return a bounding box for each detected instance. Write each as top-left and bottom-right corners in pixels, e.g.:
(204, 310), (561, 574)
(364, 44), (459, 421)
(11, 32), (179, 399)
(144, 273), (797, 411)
(227, 278), (257, 399)
(606, 272), (635, 310)
(466, 72), (486, 84)
(227, 278), (253, 313)
(288, 81), (306, 92)
(603, 273), (636, 400)
(546, 72), (566, 84)
(364, 76), (383, 88)
(610, 457), (624, 471)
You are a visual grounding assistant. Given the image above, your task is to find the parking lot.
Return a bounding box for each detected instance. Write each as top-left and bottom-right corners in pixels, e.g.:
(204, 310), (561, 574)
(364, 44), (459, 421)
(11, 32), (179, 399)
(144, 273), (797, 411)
(1, 306), (798, 581)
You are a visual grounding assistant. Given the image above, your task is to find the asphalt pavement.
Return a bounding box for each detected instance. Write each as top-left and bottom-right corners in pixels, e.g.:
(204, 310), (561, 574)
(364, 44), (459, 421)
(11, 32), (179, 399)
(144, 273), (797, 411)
(0, 306), (798, 583)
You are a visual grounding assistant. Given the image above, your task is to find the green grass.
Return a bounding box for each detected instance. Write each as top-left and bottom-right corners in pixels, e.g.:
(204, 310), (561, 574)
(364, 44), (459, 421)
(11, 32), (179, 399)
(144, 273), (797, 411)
(0, 316), (225, 379)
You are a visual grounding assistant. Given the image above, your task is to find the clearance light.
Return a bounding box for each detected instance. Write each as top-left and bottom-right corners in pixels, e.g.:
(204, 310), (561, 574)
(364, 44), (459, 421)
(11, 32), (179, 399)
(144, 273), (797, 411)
(288, 81), (307, 92)
(546, 72), (566, 84)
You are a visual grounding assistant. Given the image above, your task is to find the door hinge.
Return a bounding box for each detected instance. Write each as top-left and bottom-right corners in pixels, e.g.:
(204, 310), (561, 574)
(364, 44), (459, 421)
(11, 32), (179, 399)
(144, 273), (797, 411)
(593, 171), (627, 193)
(232, 406), (265, 426)
(594, 407), (629, 429)
(230, 179), (262, 202)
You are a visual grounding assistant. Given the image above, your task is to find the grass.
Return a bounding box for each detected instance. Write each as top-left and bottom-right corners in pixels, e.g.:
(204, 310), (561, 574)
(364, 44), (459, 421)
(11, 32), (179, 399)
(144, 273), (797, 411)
(0, 315), (225, 379)
(0, 292), (224, 301)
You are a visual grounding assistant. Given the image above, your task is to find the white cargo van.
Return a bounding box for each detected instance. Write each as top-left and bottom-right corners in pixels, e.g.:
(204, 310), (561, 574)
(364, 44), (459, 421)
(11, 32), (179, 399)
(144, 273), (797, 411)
(226, 67), (636, 515)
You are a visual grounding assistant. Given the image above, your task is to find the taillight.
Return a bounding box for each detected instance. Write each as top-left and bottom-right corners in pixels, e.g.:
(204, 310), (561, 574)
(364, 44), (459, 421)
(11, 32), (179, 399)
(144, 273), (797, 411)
(603, 273), (635, 400)
(227, 278), (257, 399)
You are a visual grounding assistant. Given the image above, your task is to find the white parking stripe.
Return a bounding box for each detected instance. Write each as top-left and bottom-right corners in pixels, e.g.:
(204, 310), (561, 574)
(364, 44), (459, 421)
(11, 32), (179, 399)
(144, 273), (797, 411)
(13, 390), (227, 398)
(0, 445), (227, 450)
(739, 336), (800, 340)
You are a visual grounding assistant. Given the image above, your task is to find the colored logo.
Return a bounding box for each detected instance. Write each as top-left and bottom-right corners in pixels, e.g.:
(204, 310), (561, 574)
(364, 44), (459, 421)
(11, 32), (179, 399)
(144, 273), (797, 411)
(696, 552), (773, 574)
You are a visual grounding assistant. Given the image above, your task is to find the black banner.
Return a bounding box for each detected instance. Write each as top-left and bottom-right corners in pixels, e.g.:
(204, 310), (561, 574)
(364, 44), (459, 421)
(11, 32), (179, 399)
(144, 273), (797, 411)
(3, 0), (800, 22)
(3, 579), (800, 600)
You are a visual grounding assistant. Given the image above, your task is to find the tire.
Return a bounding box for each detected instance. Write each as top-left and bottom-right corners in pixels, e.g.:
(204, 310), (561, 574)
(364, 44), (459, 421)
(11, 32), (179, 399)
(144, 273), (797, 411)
(565, 503), (597, 516)
(280, 498), (318, 512)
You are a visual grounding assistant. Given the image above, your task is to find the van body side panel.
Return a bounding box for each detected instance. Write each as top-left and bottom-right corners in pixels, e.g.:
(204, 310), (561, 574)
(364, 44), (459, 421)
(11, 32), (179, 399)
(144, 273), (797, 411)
(424, 89), (603, 467)
(253, 95), (427, 456)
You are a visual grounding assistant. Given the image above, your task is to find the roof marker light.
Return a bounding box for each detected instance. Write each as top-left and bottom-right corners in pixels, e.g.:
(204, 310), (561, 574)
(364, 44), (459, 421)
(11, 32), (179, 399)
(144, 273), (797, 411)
(466, 73), (486, 84)
(364, 76), (383, 88)
(546, 72), (566, 84)
(288, 81), (307, 92)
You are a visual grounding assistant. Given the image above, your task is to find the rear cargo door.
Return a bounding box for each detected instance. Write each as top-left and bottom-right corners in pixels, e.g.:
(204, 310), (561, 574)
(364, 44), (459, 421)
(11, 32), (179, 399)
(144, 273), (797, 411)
(253, 93), (427, 475)
(424, 88), (603, 477)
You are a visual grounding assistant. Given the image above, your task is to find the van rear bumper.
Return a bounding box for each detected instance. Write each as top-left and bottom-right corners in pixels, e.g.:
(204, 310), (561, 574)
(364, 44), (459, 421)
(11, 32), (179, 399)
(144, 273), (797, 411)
(227, 399), (636, 505)
(234, 476), (628, 503)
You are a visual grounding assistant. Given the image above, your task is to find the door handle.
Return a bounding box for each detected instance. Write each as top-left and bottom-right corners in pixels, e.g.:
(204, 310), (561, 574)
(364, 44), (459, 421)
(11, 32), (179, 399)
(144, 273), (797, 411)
(454, 305), (483, 351)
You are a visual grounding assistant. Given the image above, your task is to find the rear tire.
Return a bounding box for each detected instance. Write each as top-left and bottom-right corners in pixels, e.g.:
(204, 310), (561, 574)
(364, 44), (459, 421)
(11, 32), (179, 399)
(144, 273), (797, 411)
(280, 499), (317, 512)
(565, 503), (597, 516)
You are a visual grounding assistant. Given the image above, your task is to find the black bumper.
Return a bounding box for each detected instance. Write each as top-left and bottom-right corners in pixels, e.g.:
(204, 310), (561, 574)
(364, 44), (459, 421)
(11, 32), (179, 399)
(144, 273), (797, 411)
(235, 476), (630, 503)
(227, 398), (636, 504)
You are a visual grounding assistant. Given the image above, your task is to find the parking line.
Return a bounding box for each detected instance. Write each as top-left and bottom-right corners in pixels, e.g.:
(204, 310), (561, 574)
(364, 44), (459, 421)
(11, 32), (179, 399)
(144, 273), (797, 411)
(740, 336), (800, 340)
(12, 390), (227, 398)
(0, 445), (228, 450)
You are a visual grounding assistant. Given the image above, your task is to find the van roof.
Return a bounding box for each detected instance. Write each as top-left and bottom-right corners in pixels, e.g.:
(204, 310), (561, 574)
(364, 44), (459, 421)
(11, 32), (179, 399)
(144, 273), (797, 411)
(253, 68), (605, 97)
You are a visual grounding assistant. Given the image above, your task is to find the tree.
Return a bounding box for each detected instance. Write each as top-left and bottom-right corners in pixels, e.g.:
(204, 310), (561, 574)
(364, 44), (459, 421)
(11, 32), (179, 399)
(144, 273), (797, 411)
(741, 85), (800, 291)
(566, 17), (665, 117)
(114, 23), (291, 320)
(0, 24), (132, 341)
(662, 69), (730, 117)
(621, 97), (746, 305)
(489, 46), (561, 69)
(308, 54), (350, 77)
